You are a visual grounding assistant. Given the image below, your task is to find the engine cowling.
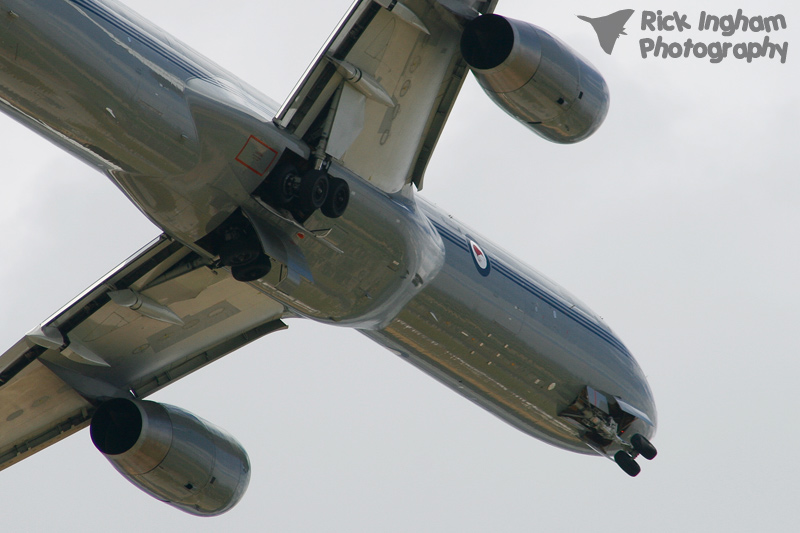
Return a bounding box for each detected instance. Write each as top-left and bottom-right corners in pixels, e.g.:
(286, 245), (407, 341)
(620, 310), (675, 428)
(461, 14), (609, 143)
(90, 398), (251, 516)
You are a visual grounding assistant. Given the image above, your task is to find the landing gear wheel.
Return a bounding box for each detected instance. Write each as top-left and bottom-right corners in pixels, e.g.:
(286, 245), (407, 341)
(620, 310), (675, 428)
(631, 434), (657, 460)
(268, 164), (300, 207)
(614, 451), (641, 477)
(321, 177), (350, 218)
(231, 254), (271, 282)
(219, 235), (261, 267)
(296, 169), (329, 213)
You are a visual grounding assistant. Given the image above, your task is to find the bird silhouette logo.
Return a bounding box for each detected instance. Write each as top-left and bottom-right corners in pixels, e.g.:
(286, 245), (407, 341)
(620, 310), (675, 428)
(577, 9), (635, 55)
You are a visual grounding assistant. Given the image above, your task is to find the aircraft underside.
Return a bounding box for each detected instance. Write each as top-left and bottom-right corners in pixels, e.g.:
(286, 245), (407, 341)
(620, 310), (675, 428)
(0, 0), (657, 515)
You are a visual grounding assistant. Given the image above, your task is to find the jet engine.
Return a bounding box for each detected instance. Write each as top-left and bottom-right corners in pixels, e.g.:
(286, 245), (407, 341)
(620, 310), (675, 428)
(90, 398), (251, 516)
(461, 14), (609, 143)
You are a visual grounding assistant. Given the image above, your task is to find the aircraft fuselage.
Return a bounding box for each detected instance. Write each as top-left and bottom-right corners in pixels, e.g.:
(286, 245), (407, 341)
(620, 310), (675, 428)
(0, 0), (656, 462)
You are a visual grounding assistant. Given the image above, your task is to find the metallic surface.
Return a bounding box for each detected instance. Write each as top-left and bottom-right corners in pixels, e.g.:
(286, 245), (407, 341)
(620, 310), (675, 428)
(461, 15), (610, 143)
(240, 167), (447, 328)
(0, 233), (288, 471)
(275, 0), (497, 192)
(91, 398), (251, 516)
(0, 0), (657, 504)
(364, 198), (655, 455)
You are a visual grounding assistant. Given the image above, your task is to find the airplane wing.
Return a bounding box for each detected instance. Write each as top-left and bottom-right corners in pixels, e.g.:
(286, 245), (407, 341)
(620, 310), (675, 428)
(0, 235), (287, 471)
(274, 0), (498, 193)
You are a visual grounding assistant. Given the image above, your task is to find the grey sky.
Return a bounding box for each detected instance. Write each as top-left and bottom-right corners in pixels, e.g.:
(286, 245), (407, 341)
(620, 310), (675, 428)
(2, 0), (799, 531)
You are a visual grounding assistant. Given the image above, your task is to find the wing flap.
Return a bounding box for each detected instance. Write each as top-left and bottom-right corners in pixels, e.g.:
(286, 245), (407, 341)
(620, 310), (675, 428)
(0, 360), (92, 472)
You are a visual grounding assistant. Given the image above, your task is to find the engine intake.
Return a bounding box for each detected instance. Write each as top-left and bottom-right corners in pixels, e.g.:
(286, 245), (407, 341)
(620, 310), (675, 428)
(91, 398), (251, 516)
(461, 14), (609, 143)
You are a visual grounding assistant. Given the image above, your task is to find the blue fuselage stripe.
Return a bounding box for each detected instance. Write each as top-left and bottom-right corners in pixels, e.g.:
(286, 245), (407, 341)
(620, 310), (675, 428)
(431, 220), (631, 358)
(70, 0), (212, 81)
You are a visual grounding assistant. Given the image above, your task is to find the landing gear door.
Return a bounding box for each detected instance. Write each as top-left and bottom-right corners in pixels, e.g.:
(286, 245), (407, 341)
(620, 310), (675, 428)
(616, 397), (654, 427)
(586, 385), (609, 414)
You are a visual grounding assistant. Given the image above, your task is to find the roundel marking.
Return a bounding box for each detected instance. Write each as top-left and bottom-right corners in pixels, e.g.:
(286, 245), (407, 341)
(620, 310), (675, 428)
(469, 239), (491, 276)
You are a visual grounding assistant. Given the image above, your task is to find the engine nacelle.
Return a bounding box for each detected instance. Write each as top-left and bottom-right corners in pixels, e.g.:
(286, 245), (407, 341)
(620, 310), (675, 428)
(90, 398), (250, 516)
(461, 14), (609, 143)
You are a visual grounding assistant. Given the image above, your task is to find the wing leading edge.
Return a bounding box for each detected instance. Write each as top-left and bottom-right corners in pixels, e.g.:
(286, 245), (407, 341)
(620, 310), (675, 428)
(0, 235), (288, 471)
(275, 0), (498, 193)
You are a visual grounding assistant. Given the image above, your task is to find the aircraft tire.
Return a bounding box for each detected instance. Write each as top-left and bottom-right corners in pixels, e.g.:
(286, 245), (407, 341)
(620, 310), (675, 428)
(297, 169), (329, 213)
(321, 178), (349, 218)
(614, 451), (641, 477)
(269, 165), (300, 207)
(231, 254), (271, 282)
(631, 434), (657, 460)
(219, 235), (261, 267)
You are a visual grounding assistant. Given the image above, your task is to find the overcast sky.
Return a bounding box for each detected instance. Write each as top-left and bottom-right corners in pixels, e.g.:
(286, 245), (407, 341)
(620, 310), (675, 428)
(2, 0), (799, 531)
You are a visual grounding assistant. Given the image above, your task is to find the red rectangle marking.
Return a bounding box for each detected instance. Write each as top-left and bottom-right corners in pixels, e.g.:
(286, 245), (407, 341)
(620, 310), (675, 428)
(235, 135), (278, 176)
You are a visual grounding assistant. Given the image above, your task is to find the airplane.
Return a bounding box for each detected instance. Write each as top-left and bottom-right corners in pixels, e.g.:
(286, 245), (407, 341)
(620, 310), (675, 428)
(577, 9), (635, 55)
(0, 0), (657, 516)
